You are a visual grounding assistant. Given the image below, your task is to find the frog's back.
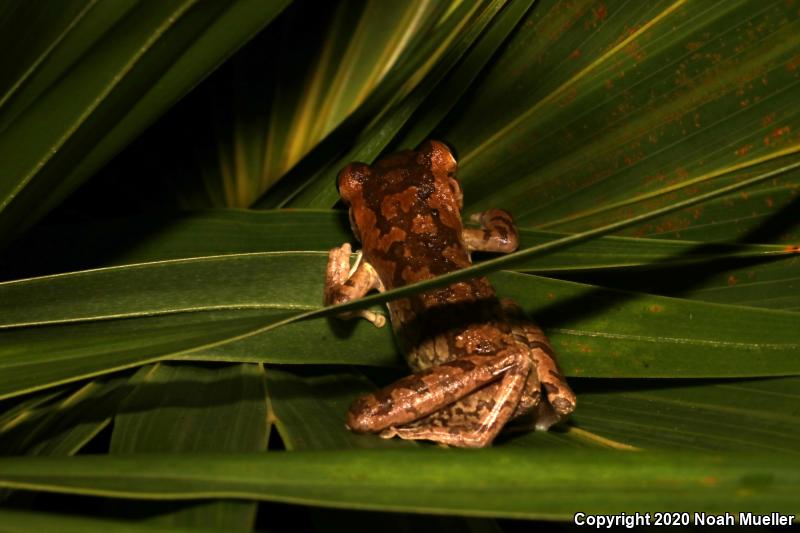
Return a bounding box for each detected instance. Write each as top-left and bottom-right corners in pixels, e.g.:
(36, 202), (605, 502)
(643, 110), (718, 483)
(387, 276), (508, 370)
(338, 140), (507, 370)
(347, 144), (472, 290)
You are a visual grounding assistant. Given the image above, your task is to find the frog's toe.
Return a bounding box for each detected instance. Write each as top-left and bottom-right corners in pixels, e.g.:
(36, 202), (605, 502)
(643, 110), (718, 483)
(542, 376), (576, 417)
(326, 243), (352, 286)
(360, 310), (386, 328)
(551, 395), (576, 417)
(379, 427), (399, 439)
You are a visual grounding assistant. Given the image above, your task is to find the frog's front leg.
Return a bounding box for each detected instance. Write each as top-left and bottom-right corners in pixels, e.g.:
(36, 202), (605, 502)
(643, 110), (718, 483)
(347, 348), (532, 448)
(324, 243), (386, 327)
(463, 209), (519, 253)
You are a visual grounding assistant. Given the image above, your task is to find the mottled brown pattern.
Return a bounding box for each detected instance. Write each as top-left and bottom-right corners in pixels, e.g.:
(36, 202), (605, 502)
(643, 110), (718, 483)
(463, 209), (519, 253)
(327, 140), (575, 447)
(346, 352), (519, 434)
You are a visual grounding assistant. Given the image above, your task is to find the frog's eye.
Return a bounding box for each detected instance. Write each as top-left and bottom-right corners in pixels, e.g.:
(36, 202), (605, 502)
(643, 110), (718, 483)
(336, 168), (350, 202)
(423, 140), (457, 174)
(337, 163), (369, 203)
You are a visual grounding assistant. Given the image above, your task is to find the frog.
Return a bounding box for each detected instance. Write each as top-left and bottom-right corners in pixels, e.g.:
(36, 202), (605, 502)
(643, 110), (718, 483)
(324, 139), (575, 448)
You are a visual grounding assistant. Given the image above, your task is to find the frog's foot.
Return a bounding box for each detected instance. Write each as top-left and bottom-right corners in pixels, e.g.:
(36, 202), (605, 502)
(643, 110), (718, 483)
(324, 243), (386, 327)
(463, 209), (519, 254)
(501, 299), (576, 429)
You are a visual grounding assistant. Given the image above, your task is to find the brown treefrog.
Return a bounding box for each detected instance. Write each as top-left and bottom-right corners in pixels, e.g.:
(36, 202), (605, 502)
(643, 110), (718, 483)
(324, 140), (575, 447)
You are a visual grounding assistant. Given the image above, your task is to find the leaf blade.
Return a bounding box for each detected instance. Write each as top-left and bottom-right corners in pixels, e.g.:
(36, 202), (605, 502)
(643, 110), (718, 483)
(0, 450), (796, 518)
(0, 0), (290, 248)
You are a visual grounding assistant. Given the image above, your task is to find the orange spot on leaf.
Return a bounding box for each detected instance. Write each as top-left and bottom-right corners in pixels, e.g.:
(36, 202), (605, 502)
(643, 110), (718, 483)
(623, 41), (645, 62)
(649, 304), (663, 313)
(559, 88), (578, 107)
(772, 126), (791, 138)
(727, 275), (738, 286)
(594, 3), (607, 22)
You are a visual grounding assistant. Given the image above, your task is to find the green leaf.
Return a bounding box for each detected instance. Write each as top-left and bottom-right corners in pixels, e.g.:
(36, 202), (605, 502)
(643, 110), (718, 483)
(0, 376), (129, 456)
(563, 377), (800, 453)
(0, 509), (227, 533)
(443, 0), (800, 241)
(2, 251), (799, 403)
(631, 185), (800, 242)
(252, 0), (488, 209)
(266, 367), (416, 450)
(562, 252), (800, 311)
(109, 363), (268, 529)
(279, 0), (505, 208)
(8, 208), (795, 279)
(111, 363), (268, 454)
(513, 230), (792, 272)
(0, 252), (397, 400)
(0, 0), (290, 248)
(0, 388), (69, 431)
(0, 310), (286, 401)
(389, 0), (537, 150)
(269, 0), (462, 178)
(0, 253), (321, 328)
(256, 0), (477, 206)
(0, 449), (797, 518)
(2, 210), (350, 277)
(670, 255), (800, 310)
(495, 271), (800, 378)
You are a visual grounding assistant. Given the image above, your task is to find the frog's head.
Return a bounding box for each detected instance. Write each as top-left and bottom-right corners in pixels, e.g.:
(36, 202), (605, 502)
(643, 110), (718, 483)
(337, 140), (462, 244)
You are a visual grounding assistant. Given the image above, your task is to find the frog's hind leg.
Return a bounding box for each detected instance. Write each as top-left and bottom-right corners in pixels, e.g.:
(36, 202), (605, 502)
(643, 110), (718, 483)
(463, 209), (519, 254)
(325, 243), (386, 327)
(379, 349), (532, 448)
(347, 351), (524, 436)
(500, 299), (576, 430)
